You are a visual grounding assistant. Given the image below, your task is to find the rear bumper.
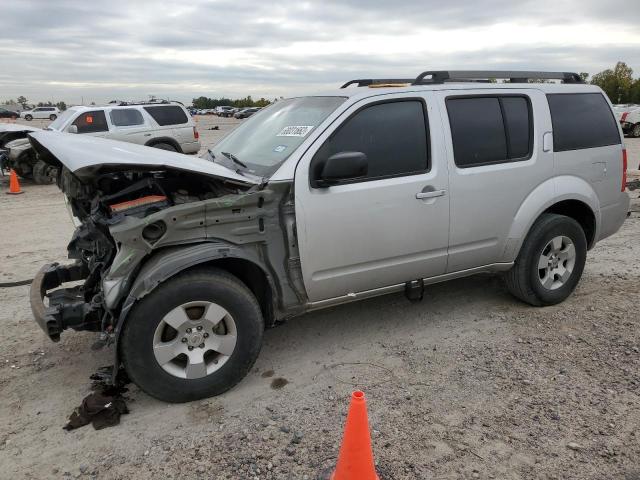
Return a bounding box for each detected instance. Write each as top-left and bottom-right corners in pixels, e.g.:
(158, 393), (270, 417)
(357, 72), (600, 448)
(597, 193), (630, 243)
(30, 262), (92, 341)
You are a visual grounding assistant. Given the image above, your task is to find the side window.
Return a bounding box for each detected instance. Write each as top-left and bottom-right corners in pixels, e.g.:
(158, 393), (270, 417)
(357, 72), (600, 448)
(72, 110), (109, 134)
(446, 95), (532, 168)
(311, 100), (429, 184)
(547, 93), (620, 151)
(110, 108), (144, 127)
(143, 106), (188, 126)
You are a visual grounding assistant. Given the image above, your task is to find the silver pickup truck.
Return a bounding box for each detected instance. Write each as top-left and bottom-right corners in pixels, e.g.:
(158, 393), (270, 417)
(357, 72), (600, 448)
(29, 71), (629, 402)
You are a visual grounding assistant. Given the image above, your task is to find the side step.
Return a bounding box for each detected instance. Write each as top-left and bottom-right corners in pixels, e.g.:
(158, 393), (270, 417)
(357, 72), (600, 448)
(404, 279), (424, 302)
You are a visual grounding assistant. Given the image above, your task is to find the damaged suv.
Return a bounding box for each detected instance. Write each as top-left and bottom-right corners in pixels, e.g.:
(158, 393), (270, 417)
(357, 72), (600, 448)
(30, 71), (630, 402)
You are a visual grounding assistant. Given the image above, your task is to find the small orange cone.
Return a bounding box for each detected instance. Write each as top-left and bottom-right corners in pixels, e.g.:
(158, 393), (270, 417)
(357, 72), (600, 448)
(7, 169), (23, 195)
(331, 391), (380, 480)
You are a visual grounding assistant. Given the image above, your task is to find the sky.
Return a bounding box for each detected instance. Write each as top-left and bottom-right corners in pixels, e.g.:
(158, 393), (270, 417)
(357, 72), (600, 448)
(1, 0), (639, 106)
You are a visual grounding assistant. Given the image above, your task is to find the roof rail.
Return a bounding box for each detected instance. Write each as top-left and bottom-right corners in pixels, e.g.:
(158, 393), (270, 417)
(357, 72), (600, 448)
(413, 70), (584, 85)
(340, 78), (413, 88)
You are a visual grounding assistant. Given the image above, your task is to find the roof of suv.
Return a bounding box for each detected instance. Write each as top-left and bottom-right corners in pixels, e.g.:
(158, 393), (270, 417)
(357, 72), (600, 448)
(66, 102), (186, 112)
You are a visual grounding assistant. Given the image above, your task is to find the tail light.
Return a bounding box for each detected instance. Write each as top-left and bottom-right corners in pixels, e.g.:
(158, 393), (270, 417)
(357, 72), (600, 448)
(620, 112), (628, 123)
(622, 148), (627, 192)
(193, 126), (199, 140)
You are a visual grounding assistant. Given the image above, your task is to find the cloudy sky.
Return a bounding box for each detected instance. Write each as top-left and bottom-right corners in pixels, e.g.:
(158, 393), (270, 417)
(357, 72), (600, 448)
(1, 0), (639, 105)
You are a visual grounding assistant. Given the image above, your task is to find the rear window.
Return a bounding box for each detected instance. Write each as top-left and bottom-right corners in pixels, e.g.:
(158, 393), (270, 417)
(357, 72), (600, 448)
(547, 93), (620, 151)
(143, 105), (188, 126)
(110, 108), (144, 127)
(446, 95), (532, 168)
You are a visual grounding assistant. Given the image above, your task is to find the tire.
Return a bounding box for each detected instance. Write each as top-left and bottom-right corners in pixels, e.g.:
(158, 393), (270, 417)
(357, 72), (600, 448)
(504, 213), (587, 306)
(32, 160), (53, 184)
(151, 142), (178, 152)
(120, 267), (264, 402)
(632, 124), (640, 138)
(49, 114), (57, 121)
(24, 115), (32, 121)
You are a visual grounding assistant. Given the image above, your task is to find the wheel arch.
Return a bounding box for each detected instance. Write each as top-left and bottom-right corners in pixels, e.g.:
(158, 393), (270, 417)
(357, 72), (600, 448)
(145, 136), (183, 153)
(112, 243), (277, 375)
(505, 176), (600, 261)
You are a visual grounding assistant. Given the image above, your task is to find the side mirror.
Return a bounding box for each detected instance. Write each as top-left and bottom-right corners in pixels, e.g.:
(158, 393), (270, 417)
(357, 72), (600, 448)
(315, 151), (368, 188)
(67, 125), (78, 134)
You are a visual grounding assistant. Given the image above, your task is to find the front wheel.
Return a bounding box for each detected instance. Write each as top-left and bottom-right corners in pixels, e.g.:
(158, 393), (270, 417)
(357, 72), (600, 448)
(24, 115), (32, 121)
(120, 267), (264, 402)
(504, 213), (587, 306)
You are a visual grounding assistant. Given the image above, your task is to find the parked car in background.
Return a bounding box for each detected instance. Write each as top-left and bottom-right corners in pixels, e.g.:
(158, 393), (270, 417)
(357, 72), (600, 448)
(215, 106), (234, 116)
(0, 107), (19, 119)
(5, 101), (200, 183)
(234, 107), (261, 119)
(21, 107), (60, 121)
(28, 70), (628, 402)
(617, 106), (640, 138)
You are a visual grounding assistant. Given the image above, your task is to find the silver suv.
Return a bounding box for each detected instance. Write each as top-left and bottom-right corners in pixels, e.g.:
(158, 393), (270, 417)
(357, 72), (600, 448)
(5, 101), (200, 183)
(29, 71), (629, 402)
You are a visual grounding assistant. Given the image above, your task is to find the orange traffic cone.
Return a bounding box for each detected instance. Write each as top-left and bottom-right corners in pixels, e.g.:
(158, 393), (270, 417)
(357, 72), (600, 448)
(7, 169), (23, 195)
(331, 391), (380, 480)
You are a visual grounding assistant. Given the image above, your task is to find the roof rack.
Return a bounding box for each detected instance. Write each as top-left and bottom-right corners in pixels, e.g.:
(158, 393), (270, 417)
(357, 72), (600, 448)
(413, 70), (584, 84)
(340, 78), (413, 88)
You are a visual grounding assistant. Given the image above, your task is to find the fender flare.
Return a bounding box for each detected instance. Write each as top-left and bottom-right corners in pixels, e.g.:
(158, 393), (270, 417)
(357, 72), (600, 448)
(503, 175), (600, 261)
(144, 136), (183, 153)
(111, 241), (276, 370)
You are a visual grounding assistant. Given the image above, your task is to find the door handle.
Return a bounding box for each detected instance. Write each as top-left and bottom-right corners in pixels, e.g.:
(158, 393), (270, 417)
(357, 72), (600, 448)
(416, 189), (446, 200)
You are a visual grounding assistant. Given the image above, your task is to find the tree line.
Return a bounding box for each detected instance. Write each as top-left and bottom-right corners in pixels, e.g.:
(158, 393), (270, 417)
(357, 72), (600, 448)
(1, 96), (67, 111)
(191, 95), (273, 109)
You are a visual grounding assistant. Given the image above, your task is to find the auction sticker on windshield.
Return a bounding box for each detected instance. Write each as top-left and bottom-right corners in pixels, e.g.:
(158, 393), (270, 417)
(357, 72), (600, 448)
(277, 125), (314, 137)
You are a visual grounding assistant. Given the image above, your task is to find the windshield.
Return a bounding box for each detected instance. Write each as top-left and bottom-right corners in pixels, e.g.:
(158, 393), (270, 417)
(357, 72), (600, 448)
(208, 96), (345, 177)
(48, 109), (77, 131)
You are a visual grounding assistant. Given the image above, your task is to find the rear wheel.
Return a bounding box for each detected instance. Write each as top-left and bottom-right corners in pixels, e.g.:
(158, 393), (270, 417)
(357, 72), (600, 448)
(151, 142), (178, 152)
(49, 114), (57, 121)
(504, 213), (587, 306)
(121, 267), (264, 402)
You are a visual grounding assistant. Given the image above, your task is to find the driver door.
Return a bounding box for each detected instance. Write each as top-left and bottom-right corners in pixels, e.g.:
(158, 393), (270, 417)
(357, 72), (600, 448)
(294, 92), (450, 302)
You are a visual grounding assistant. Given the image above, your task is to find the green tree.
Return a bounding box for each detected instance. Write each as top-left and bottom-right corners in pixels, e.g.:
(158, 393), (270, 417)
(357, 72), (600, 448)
(591, 61), (634, 103)
(55, 101), (67, 111)
(17, 95), (28, 109)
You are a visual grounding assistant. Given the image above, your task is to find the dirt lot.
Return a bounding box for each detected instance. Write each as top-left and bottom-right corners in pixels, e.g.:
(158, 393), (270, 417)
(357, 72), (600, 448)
(0, 120), (639, 480)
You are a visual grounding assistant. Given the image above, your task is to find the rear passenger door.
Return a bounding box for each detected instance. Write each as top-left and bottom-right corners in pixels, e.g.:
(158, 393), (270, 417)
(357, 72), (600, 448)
(439, 89), (553, 272)
(106, 108), (149, 144)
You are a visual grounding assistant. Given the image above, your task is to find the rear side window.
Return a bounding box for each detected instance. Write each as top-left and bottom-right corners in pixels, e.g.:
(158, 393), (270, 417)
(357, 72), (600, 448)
(72, 110), (108, 134)
(547, 93), (620, 151)
(446, 95), (532, 168)
(143, 105), (188, 126)
(110, 108), (144, 127)
(312, 100), (429, 182)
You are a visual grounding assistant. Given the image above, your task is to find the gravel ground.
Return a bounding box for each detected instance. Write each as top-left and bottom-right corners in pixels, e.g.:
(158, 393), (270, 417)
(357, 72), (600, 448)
(0, 119), (639, 480)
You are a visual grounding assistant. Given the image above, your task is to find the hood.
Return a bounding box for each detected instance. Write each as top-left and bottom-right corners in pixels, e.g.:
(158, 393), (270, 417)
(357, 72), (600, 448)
(28, 130), (258, 185)
(0, 124), (41, 133)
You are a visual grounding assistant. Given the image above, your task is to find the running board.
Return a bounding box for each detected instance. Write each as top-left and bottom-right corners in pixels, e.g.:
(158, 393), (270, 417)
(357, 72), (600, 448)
(306, 262), (513, 311)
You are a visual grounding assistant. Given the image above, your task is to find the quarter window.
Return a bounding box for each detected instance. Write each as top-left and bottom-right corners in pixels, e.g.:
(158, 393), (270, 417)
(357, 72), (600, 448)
(446, 95), (532, 168)
(143, 105), (188, 126)
(110, 108), (144, 127)
(312, 100), (429, 184)
(72, 110), (109, 134)
(547, 93), (620, 151)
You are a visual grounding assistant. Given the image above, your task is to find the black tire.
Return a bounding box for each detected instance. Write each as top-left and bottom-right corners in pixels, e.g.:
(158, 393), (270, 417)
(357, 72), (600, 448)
(24, 115), (32, 121)
(632, 124), (640, 138)
(49, 114), (57, 121)
(504, 213), (587, 306)
(151, 142), (178, 152)
(32, 160), (53, 184)
(120, 267), (264, 402)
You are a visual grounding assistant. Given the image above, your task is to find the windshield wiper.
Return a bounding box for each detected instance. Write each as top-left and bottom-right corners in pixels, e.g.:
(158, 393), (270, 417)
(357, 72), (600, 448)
(221, 151), (247, 169)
